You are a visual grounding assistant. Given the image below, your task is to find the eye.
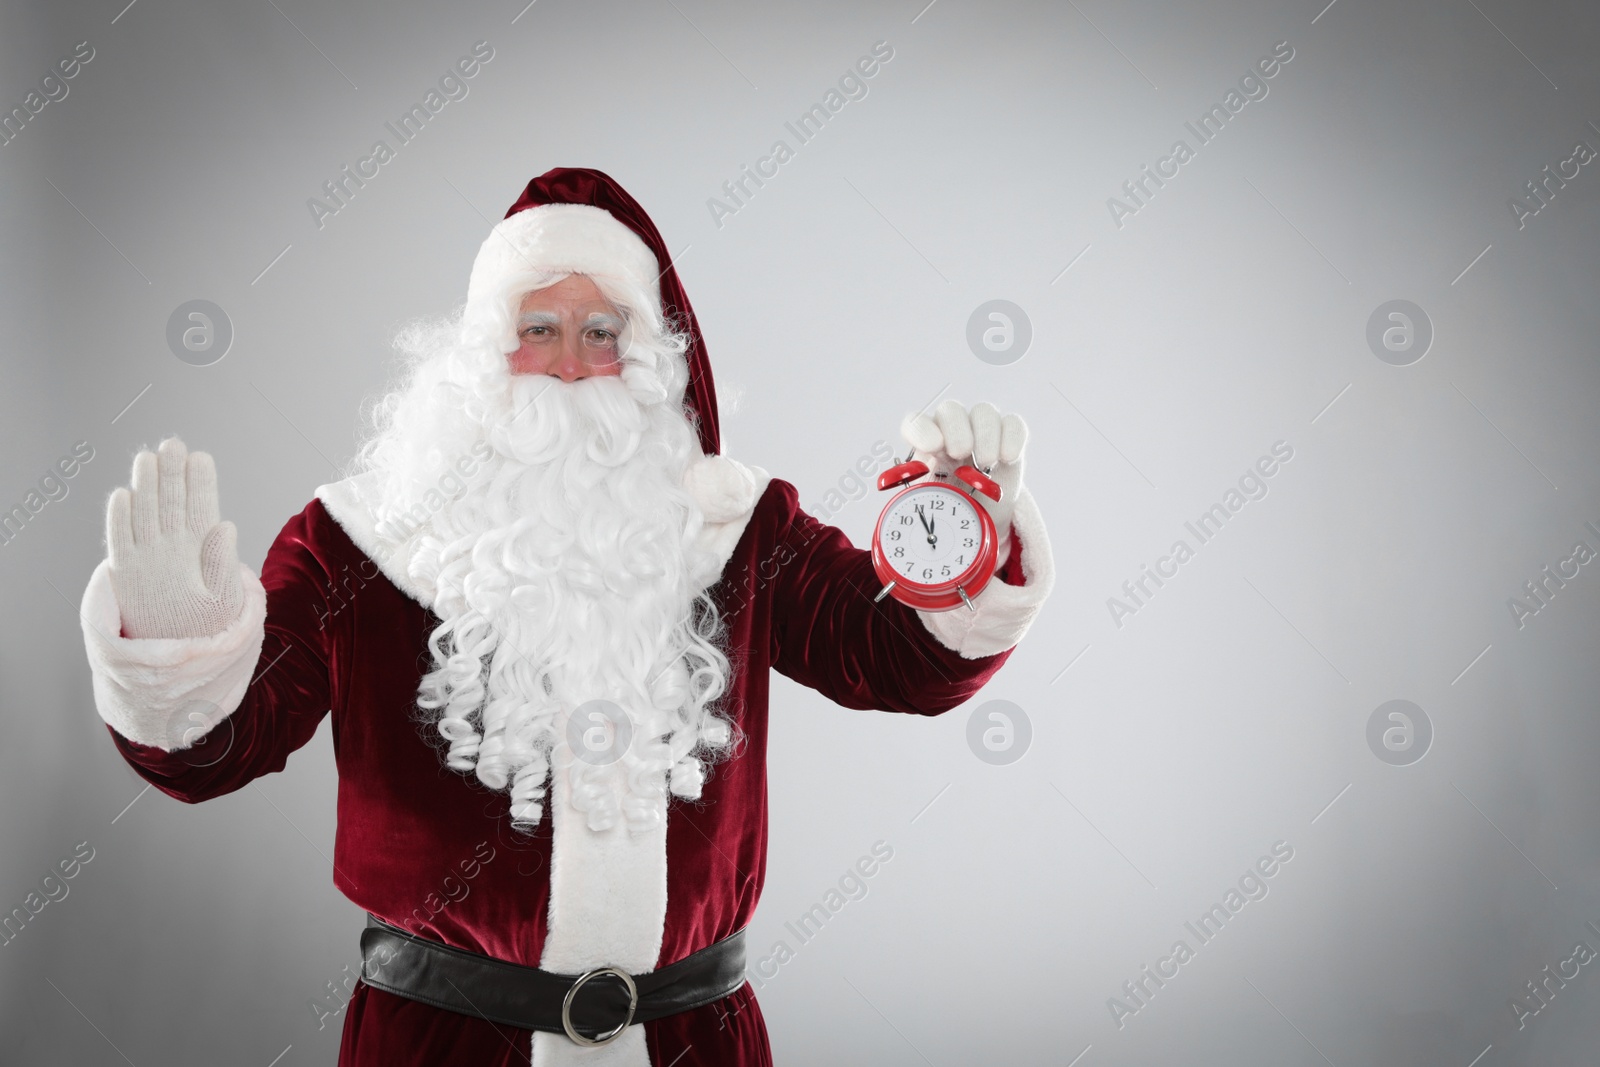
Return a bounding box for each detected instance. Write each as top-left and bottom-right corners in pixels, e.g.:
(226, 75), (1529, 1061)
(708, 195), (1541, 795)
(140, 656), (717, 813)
(519, 325), (552, 340)
(586, 328), (616, 344)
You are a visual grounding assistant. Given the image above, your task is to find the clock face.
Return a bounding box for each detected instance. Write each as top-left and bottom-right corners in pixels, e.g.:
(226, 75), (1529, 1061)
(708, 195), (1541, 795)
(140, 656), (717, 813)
(878, 484), (986, 587)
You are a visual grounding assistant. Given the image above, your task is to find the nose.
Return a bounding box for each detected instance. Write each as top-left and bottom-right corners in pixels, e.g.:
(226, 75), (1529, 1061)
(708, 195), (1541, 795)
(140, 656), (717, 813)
(552, 336), (592, 382)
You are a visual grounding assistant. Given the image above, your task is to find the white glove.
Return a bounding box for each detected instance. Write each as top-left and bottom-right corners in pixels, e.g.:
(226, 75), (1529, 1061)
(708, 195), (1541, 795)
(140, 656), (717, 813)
(900, 400), (1028, 564)
(106, 437), (245, 640)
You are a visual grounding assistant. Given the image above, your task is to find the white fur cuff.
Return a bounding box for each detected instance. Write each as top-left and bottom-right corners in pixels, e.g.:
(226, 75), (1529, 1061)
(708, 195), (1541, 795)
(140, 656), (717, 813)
(79, 559), (268, 751)
(916, 485), (1055, 659)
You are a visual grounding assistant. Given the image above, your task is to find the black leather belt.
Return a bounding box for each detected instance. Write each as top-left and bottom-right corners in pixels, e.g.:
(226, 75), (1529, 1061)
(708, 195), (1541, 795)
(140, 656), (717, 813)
(359, 915), (748, 1046)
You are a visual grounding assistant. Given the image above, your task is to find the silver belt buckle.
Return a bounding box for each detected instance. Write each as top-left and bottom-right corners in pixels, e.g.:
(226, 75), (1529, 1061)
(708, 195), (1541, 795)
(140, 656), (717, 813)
(561, 965), (640, 1047)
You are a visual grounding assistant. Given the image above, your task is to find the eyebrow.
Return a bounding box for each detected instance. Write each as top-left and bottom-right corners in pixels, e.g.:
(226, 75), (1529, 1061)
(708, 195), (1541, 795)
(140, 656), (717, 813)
(516, 310), (626, 331)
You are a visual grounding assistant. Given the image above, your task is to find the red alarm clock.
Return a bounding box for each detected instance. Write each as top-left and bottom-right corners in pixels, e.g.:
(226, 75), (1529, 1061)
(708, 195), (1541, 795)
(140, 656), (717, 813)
(871, 456), (1002, 613)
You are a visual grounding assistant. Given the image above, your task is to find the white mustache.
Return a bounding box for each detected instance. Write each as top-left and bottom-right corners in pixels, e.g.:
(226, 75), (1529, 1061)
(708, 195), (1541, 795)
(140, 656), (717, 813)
(491, 373), (650, 468)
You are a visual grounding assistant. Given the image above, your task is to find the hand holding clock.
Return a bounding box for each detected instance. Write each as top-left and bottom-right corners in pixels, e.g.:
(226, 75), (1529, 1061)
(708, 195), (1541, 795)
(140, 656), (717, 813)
(900, 400), (1028, 563)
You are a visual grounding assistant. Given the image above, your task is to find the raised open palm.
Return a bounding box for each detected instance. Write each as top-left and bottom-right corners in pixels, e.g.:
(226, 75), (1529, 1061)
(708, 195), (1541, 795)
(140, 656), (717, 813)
(106, 437), (244, 639)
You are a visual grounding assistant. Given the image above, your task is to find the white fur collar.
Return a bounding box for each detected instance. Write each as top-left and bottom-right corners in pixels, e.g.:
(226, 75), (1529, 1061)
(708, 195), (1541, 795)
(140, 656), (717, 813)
(313, 453), (771, 609)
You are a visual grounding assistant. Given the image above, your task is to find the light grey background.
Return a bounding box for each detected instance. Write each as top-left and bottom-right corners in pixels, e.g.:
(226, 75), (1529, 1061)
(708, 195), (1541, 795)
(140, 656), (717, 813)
(3, 0), (1598, 1064)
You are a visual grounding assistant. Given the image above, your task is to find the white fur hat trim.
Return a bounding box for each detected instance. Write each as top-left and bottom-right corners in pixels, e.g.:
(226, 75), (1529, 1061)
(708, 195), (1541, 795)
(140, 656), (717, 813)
(465, 203), (661, 313)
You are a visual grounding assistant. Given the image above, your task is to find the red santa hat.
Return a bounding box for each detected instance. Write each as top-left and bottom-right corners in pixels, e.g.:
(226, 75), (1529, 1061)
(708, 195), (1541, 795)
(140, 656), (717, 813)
(465, 167), (722, 457)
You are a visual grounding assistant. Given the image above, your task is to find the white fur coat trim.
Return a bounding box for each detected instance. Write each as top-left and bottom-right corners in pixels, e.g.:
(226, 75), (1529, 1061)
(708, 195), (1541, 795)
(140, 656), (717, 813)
(914, 485), (1055, 659)
(531, 746), (667, 1067)
(79, 559), (268, 751)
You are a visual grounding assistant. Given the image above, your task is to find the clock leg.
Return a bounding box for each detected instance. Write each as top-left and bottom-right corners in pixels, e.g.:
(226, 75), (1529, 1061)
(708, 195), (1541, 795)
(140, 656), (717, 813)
(957, 585), (976, 613)
(875, 581), (897, 603)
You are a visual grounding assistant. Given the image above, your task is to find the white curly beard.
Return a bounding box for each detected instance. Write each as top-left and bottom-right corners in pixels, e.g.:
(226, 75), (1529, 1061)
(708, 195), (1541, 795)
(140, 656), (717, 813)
(407, 371), (733, 835)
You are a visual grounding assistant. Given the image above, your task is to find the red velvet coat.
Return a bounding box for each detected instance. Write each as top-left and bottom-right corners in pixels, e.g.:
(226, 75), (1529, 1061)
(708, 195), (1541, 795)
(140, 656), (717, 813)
(106, 477), (1024, 1065)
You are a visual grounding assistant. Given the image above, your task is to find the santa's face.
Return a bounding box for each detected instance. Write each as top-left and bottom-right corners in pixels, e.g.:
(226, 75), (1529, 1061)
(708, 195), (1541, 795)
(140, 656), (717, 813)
(358, 268), (731, 834)
(509, 275), (626, 380)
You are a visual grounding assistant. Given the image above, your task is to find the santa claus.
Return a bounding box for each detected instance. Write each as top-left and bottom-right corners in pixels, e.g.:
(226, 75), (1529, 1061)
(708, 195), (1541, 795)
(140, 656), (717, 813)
(79, 168), (1055, 1065)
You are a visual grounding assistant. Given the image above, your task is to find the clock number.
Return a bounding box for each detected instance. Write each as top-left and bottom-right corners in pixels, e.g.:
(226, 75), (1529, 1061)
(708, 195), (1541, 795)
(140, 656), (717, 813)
(892, 546), (904, 558)
(941, 565), (951, 577)
(963, 538), (975, 547)
(932, 499), (945, 510)
(899, 515), (913, 525)
(923, 567), (933, 579)
(960, 519), (971, 529)
(956, 555), (965, 565)
(889, 530), (900, 541)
